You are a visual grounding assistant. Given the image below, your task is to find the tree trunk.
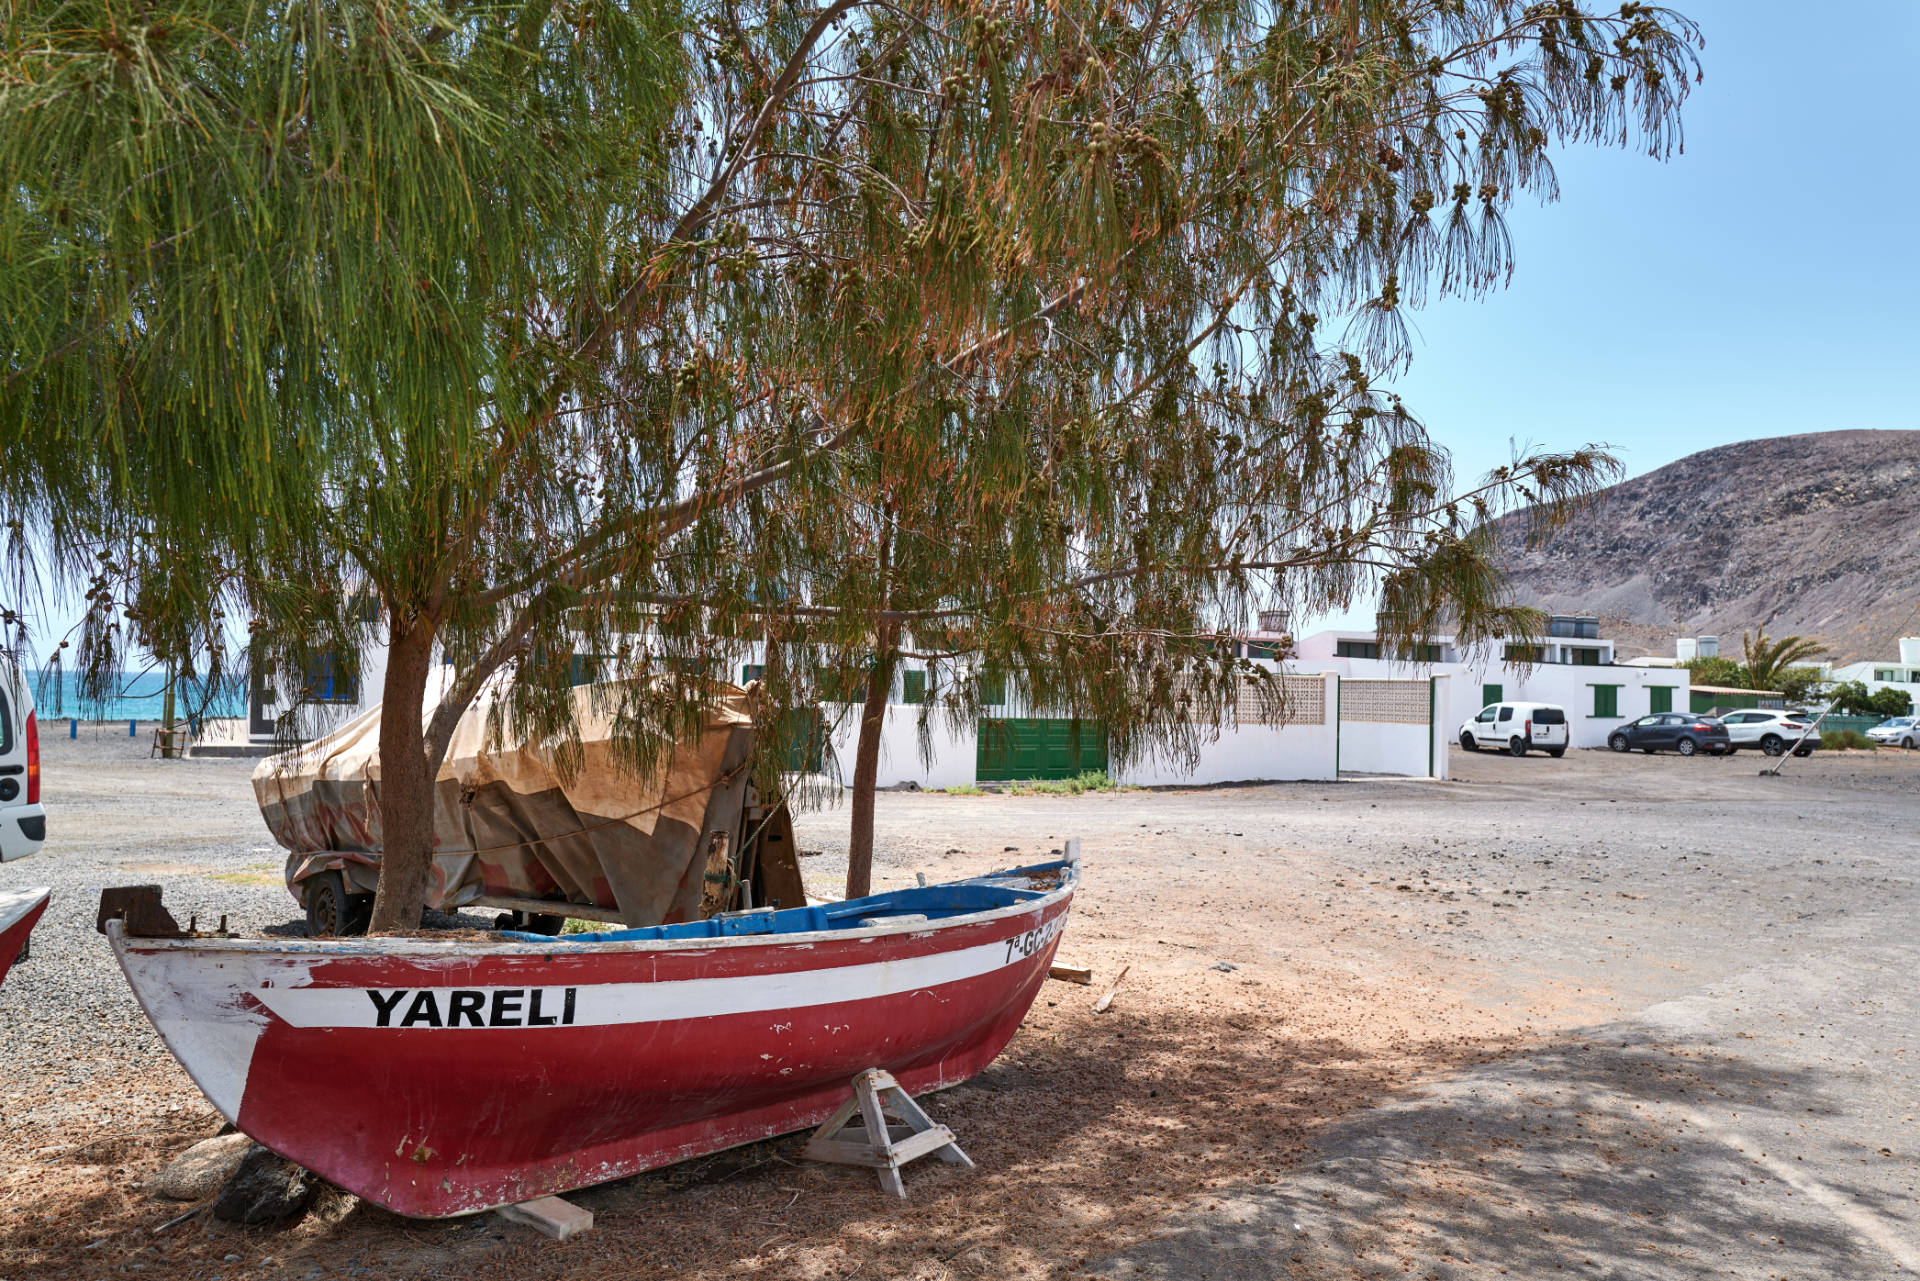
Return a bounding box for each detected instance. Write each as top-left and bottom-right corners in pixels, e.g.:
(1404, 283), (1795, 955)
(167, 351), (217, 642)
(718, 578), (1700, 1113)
(844, 628), (899, 901)
(368, 621), (439, 933)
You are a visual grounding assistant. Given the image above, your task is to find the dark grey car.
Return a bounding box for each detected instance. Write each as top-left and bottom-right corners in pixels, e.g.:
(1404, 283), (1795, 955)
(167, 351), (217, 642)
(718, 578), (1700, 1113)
(1607, 713), (1732, 757)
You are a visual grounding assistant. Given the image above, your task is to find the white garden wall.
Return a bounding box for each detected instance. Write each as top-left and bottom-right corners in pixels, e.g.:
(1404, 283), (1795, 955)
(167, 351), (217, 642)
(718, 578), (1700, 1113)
(1114, 676), (1342, 785)
(822, 703), (977, 790)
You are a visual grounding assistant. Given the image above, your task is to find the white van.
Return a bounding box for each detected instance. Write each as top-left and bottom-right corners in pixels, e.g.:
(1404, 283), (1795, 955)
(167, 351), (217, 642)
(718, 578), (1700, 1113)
(0, 672), (46, 861)
(1459, 701), (1569, 758)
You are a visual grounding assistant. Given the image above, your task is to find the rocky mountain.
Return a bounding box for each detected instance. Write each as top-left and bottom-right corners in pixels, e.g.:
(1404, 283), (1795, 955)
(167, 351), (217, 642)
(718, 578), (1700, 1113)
(1497, 430), (1920, 665)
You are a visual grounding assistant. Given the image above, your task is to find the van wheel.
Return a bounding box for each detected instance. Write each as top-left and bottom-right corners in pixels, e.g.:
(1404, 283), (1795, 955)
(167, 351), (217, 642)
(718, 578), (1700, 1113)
(1460, 732), (1478, 752)
(1677, 737), (1698, 757)
(1760, 735), (1786, 757)
(1547, 748), (1565, 758)
(1509, 737), (1528, 757)
(304, 870), (371, 938)
(1608, 733), (1629, 753)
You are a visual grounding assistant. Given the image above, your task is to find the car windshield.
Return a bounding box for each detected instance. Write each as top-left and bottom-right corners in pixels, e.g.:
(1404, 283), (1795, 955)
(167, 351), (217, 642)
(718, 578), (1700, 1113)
(1886, 718), (1914, 728)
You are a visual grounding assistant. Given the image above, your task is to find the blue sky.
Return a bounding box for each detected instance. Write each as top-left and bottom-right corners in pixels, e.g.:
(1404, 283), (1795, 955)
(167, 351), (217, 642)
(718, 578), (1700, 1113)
(1390, 0), (1920, 504)
(1314, 0), (1920, 630)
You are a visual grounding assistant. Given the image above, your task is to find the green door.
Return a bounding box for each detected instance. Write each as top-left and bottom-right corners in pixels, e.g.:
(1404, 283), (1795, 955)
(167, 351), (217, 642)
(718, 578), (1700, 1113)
(775, 707), (826, 773)
(977, 718), (1108, 781)
(1649, 686), (1673, 714)
(1482, 683), (1503, 709)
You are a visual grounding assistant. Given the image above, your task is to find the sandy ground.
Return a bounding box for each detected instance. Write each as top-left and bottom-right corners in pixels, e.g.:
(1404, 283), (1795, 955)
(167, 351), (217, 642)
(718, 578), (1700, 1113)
(1, 729), (1916, 1279)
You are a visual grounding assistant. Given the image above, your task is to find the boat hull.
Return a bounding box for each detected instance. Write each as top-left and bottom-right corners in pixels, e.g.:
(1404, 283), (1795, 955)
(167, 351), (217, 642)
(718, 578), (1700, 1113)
(110, 870), (1072, 1217)
(0, 887), (49, 988)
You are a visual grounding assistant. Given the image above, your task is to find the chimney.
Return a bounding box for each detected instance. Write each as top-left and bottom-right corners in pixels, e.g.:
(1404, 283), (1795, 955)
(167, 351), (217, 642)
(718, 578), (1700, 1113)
(1696, 636), (1719, 659)
(1675, 637), (1696, 662)
(1900, 637), (1920, 666)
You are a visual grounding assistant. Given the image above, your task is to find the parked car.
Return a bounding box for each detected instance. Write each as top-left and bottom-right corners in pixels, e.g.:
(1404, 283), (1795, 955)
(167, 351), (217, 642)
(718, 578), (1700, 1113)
(0, 674), (45, 861)
(1717, 709), (1819, 757)
(1607, 713), (1731, 757)
(1458, 702), (1569, 758)
(1867, 716), (1919, 749)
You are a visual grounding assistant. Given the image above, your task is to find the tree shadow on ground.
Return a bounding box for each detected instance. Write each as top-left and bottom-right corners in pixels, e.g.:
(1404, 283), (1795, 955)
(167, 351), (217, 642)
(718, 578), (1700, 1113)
(308, 1000), (1523, 1280)
(17, 1008), (1890, 1281)
(1095, 1029), (1899, 1281)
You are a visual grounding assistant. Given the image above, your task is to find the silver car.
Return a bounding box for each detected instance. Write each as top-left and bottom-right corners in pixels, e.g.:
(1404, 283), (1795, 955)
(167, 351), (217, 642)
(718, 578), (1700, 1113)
(1866, 716), (1919, 749)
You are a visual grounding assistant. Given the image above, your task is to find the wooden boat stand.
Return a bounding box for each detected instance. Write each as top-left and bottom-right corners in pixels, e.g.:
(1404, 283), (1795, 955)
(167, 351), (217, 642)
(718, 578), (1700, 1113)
(801, 1068), (973, 1197)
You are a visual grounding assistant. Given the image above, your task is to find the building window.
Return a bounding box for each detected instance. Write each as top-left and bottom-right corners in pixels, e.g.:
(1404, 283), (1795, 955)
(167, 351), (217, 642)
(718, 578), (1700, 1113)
(1503, 643), (1545, 664)
(1550, 616), (1600, 639)
(1335, 640), (1381, 660)
(303, 653), (359, 704)
(1245, 640), (1282, 661)
(1876, 669), (1899, 682)
(978, 672), (1007, 706)
(1482, 683), (1503, 707)
(1591, 685), (1620, 718)
(1568, 648), (1601, 667)
(1400, 643), (1443, 663)
(741, 664), (765, 685)
(1649, 686), (1673, 714)
(902, 670), (927, 704)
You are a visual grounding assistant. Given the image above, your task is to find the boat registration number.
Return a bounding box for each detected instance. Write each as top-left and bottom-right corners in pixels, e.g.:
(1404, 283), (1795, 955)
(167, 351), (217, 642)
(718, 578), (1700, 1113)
(1004, 915), (1064, 965)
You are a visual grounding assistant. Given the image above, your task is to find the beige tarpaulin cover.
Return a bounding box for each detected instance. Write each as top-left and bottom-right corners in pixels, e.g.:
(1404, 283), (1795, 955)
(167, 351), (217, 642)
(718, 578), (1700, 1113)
(254, 681), (786, 927)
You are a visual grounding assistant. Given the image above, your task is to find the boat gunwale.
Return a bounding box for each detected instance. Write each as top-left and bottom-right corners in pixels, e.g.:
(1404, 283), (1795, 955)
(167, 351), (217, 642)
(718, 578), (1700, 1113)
(108, 858), (1079, 959)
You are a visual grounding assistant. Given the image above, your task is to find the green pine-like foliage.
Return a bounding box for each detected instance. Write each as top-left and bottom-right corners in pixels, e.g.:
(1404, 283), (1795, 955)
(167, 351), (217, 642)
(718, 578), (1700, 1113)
(1, 0), (1703, 924)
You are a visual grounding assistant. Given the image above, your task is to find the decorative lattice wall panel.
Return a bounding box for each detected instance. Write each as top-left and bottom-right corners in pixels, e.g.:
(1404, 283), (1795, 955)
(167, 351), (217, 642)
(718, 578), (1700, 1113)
(1337, 679), (1430, 725)
(1234, 675), (1327, 726)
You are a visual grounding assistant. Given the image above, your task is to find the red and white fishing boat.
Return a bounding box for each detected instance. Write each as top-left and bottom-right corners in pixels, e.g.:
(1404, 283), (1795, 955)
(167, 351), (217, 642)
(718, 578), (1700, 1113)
(0, 887), (50, 988)
(106, 849), (1078, 1217)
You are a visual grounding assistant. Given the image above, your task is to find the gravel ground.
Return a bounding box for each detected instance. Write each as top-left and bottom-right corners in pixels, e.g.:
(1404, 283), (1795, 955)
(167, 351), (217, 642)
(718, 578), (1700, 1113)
(2, 731), (1917, 1280)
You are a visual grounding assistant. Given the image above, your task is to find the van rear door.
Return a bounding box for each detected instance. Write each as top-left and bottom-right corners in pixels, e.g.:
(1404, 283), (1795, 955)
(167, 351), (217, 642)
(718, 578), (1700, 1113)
(0, 678), (45, 861)
(1529, 705), (1567, 745)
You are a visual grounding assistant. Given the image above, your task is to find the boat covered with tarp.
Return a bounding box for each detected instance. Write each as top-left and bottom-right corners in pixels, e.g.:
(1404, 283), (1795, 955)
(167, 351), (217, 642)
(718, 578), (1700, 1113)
(253, 679), (803, 933)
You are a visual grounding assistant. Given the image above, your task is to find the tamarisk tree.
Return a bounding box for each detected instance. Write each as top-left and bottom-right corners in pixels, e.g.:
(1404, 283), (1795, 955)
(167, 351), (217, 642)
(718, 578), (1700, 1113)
(2, 0), (1700, 925)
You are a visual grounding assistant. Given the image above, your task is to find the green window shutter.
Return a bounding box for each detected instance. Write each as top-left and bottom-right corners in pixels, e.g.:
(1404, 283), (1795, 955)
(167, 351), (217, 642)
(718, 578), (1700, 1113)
(1649, 686), (1673, 714)
(979, 672), (1006, 705)
(741, 663), (765, 684)
(902, 670), (926, 705)
(1482, 683), (1503, 707)
(1592, 685), (1620, 718)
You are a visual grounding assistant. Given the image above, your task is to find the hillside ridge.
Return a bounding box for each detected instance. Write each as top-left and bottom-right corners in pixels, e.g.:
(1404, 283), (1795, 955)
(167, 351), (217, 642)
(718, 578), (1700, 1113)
(1498, 429), (1920, 664)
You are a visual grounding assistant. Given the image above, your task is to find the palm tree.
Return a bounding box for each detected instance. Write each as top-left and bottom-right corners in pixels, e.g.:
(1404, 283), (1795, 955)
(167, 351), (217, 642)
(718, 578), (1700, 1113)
(1742, 631), (1828, 693)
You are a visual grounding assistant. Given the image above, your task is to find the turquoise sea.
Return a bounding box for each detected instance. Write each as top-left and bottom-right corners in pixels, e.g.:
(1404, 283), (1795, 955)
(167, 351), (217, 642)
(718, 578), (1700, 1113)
(21, 668), (247, 722)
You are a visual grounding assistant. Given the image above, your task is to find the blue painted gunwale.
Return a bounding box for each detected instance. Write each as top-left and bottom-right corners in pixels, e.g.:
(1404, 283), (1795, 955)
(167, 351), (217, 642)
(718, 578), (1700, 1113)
(501, 858), (1071, 944)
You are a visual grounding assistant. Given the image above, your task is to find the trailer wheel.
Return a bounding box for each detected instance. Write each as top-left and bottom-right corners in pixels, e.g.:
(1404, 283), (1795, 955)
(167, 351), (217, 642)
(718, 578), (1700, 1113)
(304, 870), (371, 938)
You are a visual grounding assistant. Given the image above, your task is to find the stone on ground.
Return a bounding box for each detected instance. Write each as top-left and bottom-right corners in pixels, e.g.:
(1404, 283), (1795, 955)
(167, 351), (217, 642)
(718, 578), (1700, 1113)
(154, 1132), (254, 1200)
(212, 1145), (320, 1225)
(498, 1196), (594, 1240)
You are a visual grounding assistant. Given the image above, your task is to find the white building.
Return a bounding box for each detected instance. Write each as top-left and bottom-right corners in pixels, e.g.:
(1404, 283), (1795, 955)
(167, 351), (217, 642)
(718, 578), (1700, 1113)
(203, 612), (1451, 784)
(1290, 615), (1690, 750)
(1824, 637), (1920, 705)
